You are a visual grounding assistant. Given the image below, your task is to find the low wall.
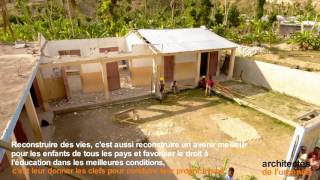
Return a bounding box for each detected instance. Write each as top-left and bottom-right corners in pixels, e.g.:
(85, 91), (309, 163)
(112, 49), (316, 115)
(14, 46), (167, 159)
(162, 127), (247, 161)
(40, 67), (66, 101)
(80, 63), (104, 93)
(234, 58), (320, 106)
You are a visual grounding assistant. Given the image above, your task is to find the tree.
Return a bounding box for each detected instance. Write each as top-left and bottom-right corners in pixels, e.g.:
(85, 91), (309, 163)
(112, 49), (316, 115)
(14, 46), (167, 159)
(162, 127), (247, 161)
(256, 0), (265, 19)
(170, 0), (183, 25)
(0, 0), (15, 39)
(305, 0), (316, 20)
(228, 3), (240, 27)
(198, 0), (212, 26)
(214, 7), (224, 25)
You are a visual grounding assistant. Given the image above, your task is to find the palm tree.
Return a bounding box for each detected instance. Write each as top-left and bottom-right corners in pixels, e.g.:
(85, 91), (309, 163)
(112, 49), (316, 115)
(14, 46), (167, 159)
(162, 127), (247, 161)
(170, 0), (183, 25)
(0, 0), (15, 39)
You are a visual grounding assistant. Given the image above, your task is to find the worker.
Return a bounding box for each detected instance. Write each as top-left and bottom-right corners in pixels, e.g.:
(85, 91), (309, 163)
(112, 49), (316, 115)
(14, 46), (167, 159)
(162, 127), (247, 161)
(309, 153), (320, 180)
(198, 76), (206, 90)
(170, 80), (178, 94)
(159, 77), (165, 103)
(206, 76), (215, 96)
(225, 167), (234, 180)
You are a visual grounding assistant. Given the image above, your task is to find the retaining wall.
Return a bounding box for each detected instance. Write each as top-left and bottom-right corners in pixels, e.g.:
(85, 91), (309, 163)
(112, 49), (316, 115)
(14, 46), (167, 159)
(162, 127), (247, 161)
(234, 58), (320, 106)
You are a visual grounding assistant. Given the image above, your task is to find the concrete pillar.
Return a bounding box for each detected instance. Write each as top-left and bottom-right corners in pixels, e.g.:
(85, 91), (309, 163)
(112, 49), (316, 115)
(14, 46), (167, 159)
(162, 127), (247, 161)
(25, 94), (42, 142)
(100, 62), (110, 99)
(128, 58), (133, 77)
(61, 67), (71, 101)
(11, 135), (31, 180)
(216, 50), (221, 76)
(227, 48), (236, 80)
(35, 70), (49, 111)
(152, 57), (157, 93)
(160, 56), (164, 78)
(194, 52), (201, 86)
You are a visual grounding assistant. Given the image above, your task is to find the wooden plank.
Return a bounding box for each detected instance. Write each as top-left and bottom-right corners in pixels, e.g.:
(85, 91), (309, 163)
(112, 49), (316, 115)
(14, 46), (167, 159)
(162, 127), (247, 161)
(114, 108), (135, 116)
(208, 51), (219, 78)
(164, 55), (174, 82)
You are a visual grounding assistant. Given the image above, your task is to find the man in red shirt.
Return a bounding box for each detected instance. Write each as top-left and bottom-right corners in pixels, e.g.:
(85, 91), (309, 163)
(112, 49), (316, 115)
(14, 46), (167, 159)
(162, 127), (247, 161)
(206, 76), (215, 96)
(198, 76), (206, 90)
(308, 147), (320, 159)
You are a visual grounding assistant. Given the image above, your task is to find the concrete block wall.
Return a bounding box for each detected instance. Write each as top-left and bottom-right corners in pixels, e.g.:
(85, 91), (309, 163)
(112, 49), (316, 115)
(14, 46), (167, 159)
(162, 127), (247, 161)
(234, 58), (320, 106)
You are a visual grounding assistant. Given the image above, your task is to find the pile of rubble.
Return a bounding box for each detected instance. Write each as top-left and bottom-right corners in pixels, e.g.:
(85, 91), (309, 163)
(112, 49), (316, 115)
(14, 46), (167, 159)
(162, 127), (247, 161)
(236, 45), (269, 57)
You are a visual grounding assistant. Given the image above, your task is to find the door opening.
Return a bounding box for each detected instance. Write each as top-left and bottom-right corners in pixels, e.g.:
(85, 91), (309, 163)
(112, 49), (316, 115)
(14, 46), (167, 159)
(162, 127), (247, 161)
(200, 52), (208, 76)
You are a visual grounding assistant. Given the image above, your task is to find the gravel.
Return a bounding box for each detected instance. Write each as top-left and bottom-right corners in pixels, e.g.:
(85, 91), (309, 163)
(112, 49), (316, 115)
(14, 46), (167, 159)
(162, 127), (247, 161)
(236, 45), (269, 57)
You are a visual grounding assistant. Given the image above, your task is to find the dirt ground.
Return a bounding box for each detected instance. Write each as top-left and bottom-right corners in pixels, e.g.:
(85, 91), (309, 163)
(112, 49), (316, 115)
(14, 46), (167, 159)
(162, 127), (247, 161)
(44, 89), (294, 180)
(252, 43), (320, 73)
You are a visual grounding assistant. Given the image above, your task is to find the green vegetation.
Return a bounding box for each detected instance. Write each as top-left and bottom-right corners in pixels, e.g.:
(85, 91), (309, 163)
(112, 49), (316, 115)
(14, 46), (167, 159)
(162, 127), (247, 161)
(288, 31), (320, 50)
(0, 0), (319, 49)
(256, 0), (266, 19)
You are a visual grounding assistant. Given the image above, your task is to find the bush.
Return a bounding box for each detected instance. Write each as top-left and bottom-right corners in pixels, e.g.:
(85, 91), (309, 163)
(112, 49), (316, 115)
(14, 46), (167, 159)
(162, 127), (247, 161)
(288, 31), (320, 50)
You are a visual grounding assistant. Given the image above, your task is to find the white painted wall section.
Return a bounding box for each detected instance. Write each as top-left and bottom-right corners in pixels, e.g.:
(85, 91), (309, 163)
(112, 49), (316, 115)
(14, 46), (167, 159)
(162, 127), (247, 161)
(175, 53), (197, 63)
(132, 57), (153, 67)
(126, 32), (145, 52)
(44, 37), (124, 56)
(81, 63), (101, 73)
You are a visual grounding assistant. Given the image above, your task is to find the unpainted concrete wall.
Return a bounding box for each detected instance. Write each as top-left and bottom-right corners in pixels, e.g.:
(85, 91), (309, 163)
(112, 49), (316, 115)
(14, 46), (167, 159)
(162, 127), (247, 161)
(174, 53), (197, 81)
(131, 57), (153, 86)
(234, 58), (320, 106)
(80, 63), (104, 93)
(40, 67), (66, 101)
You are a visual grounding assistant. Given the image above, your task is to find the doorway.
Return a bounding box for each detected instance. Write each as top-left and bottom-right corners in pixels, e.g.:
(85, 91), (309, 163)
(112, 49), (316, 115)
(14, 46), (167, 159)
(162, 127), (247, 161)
(200, 52), (208, 76)
(30, 85), (39, 107)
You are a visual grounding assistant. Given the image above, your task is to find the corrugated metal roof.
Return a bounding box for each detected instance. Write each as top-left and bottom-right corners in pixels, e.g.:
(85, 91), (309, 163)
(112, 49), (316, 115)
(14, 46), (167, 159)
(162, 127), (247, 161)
(137, 28), (237, 54)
